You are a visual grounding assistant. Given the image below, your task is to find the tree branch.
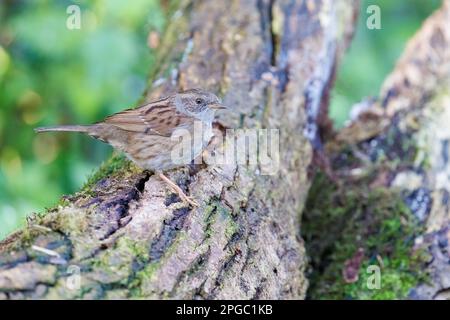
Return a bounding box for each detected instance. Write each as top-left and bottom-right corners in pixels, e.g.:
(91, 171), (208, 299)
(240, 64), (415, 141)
(306, 0), (450, 299)
(0, 0), (358, 299)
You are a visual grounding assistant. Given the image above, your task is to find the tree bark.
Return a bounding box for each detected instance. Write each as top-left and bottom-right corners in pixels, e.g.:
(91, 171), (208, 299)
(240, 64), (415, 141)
(0, 0), (358, 299)
(305, 0), (450, 299)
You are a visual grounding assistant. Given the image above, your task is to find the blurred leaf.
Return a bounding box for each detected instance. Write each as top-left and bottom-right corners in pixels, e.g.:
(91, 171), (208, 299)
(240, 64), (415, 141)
(330, 0), (440, 128)
(0, 0), (165, 238)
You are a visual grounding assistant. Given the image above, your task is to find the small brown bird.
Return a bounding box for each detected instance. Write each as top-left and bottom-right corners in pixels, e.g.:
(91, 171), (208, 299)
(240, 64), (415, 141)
(35, 89), (226, 207)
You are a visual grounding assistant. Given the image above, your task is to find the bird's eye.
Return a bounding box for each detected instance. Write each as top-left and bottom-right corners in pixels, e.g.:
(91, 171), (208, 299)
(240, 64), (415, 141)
(195, 98), (203, 105)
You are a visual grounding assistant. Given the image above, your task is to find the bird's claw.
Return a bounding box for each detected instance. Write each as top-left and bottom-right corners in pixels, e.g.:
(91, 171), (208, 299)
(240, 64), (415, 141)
(182, 195), (199, 207)
(158, 173), (199, 207)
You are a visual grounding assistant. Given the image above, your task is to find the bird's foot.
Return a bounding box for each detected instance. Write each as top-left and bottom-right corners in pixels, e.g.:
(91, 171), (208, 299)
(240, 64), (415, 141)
(178, 194), (199, 208)
(158, 173), (199, 207)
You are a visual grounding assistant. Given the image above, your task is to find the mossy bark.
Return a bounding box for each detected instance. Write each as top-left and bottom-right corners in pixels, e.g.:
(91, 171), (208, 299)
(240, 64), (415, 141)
(304, 0), (450, 300)
(0, 0), (358, 299)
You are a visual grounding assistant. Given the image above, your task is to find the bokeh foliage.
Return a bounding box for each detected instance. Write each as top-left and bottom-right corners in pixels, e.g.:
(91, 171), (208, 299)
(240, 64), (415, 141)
(330, 0), (440, 127)
(0, 0), (442, 239)
(0, 0), (167, 238)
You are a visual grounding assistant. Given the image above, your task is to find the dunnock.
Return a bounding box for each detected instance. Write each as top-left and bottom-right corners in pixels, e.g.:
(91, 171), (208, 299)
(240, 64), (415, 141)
(35, 89), (226, 207)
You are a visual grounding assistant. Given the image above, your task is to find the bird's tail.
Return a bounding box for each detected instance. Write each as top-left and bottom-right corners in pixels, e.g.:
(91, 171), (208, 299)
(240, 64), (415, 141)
(34, 125), (95, 133)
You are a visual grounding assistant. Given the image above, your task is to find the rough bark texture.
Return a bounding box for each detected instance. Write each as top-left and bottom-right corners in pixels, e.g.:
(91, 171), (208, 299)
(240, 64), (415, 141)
(0, 0), (358, 299)
(305, 0), (450, 299)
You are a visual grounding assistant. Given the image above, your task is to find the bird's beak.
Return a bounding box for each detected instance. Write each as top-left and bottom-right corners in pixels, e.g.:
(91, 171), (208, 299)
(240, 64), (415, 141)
(209, 103), (227, 110)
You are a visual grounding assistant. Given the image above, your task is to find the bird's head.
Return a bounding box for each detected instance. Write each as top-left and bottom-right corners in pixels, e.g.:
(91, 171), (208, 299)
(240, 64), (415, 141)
(173, 89), (226, 121)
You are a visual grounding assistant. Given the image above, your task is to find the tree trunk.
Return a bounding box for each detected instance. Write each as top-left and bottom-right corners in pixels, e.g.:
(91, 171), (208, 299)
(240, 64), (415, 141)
(304, 0), (450, 300)
(0, 0), (358, 299)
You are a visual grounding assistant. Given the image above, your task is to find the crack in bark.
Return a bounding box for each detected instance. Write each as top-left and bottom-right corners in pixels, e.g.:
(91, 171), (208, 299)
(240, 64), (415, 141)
(251, 277), (267, 300)
(98, 172), (150, 241)
(169, 247), (212, 298)
(149, 207), (191, 261)
(207, 248), (242, 299)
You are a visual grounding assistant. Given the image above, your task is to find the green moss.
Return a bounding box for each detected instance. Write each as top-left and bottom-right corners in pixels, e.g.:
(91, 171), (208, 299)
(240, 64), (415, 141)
(84, 237), (155, 298)
(91, 237), (149, 271)
(25, 155), (129, 218)
(30, 205), (89, 240)
(14, 227), (38, 249)
(303, 172), (427, 300)
(128, 231), (190, 296)
(128, 261), (161, 297)
(54, 196), (71, 208)
(81, 153), (132, 191)
(218, 205), (239, 239)
(121, 238), (150, 264)
(137, 261), (160, 282)
(203, 201), (238, 241)
(11, 154), (135, 252)
(203, 203), (219, 241)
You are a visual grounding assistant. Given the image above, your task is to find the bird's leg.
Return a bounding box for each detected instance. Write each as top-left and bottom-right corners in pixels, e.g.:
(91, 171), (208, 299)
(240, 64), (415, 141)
(158, 173), (199, 207)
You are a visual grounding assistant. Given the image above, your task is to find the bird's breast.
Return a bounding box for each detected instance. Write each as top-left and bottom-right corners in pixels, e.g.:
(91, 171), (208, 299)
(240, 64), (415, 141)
(126, 122), (213, 172)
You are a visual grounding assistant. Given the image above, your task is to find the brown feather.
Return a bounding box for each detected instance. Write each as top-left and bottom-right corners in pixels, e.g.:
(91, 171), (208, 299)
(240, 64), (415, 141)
(102, 99), (193, 136)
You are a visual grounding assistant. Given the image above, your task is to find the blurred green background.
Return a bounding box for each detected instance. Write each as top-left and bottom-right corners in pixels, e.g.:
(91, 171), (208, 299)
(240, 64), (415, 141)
(0, 0), (441, 239)
(0, 0), (167, 239)
(331, 0), (440, 127)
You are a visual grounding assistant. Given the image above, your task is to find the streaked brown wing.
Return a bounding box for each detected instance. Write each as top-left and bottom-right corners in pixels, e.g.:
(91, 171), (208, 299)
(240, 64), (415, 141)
(103, 100), (193, 137)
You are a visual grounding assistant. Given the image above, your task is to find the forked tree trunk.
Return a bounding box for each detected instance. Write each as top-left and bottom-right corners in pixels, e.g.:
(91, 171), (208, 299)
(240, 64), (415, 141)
(305, 0), (450, 300)
(0, 0), (358, 299)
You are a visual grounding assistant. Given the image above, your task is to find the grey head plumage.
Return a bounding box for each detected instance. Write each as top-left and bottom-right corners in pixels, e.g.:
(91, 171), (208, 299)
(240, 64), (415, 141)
(173, 89), (225, 123)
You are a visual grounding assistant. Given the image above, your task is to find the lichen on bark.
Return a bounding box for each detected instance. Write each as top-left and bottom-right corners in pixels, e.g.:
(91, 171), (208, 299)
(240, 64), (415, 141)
(0, 0), (359, 299)
(305, 0), (450, 300)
